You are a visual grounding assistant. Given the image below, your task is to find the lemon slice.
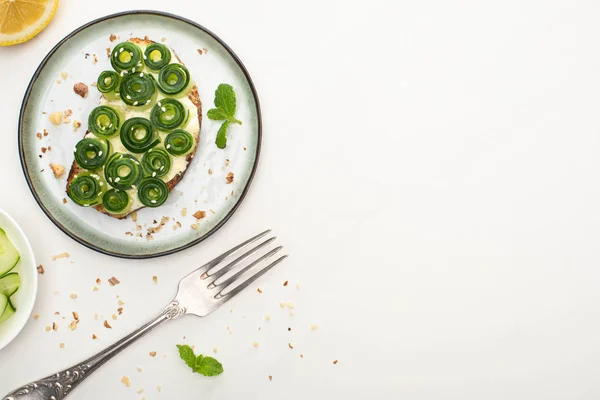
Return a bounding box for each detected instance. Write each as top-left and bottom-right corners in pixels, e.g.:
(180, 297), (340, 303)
(0, 0), (59, 46)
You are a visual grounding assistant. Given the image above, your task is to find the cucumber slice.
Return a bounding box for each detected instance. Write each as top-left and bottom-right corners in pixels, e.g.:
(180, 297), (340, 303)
(0, 294), (15, 324)
(0, 228), (19, 278)
(0, 273), (21, 297)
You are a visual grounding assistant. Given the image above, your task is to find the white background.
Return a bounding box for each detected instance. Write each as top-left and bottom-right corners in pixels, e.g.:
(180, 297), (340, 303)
(1, 0), (600, 399)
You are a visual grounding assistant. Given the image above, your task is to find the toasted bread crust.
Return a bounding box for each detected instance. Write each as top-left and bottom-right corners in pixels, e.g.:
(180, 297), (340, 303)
(66, 38), (202, 219)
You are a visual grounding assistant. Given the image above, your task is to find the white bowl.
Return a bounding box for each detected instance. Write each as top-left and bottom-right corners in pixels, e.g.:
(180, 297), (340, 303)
(0, 210), (37, 351)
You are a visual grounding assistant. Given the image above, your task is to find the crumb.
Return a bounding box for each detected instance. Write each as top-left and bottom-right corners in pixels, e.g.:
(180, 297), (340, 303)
(268, 375), (272, 381)
(181, 208), (187, 217)
(52, 322), (58, 331)
(149, 351), (157, 357)
(118, 299), (125, 306)
(209, 209), (216, 214)
(53, 290), (60, 294)
(73, 120), (82, 132)
(109, 34), (117, 42)
(176, 221), (182, 228)
(70, 293), (77, 299)
(131, 211), (138, 222)
(296, 283), (300, 289)
(225, 159), (230, 166)
(333, 360), (339, 365)
(161, 37), (167, 42)
(94, 313), (99, 320)
(152, 276), (158, 284)
(54, 311), (60, 315)
(106, 47), (111, 58)
(61, 72), (68, 80)
(69, 320), (78, 331)
(43, 129), (48, 136)
(45, 325), (51, 332)
(63, 109), (73, 124)
(257, 288), (262, 293)
(37, 264), (44, 274)
(33, 313), (39, 319)
(203, 48), (208, 54)
(285, 302), (295, 309)
(73, 82), (88, 98)
(157, 385), (162, 392)
(60, 343), (65, 348)
(290, 312), (294, 317)
(104, 320), (112, 329)
(48, 111), (62, 126)
(288, 327), (291, 331)
(121, 376), (131, 387)
(62, 198), (67, 204)
(36, 132), (42, 139)
(93, 286), (98, 291)
(108, 276), (120, 286)
(125, 232), (134, 236)
(73, 311), (79, 321)
(311, 325), (318, 330)
(137, 366), (143, 372)
(93, 54), (98, 64)
(191, 223), (200, 230)
(41, 146), (47, 153)
(283, 280), (288, 286)
(112, 314), (117, 320)
(136, 224), (142, 231)
(208, 169), (212, 175)
(92, 334), (98, 339)
(253, 341), (259, 348)
(56, 79), (61, 84)
(96, 278), (101, 285)
(197, 49), (203, 55)
(137, 388), (144, 394)
(244, 147), (247, 151)
(213, 348), (218, 354)
(49, 163), (65, 179)
(265, 315), (271, 321)
(225, 172), (234, 184)
(90, 82), (97, 87)
(300, 354), (304, 358)
(288, 343), (294, 349)
(193, 210), (206, 219)
(280, 302), (285, 308)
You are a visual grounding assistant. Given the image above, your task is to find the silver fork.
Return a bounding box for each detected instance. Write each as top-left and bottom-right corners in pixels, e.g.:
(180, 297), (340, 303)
(3, 230), (287, 400)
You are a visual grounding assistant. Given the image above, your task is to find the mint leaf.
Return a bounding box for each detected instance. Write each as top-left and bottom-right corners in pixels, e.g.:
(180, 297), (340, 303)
(177, 345), (224, 377)
(208, 83), (242, 149)
(215, 121), (230, 149)
(195, 356), (224, 377)
(177, 345), (196, 369)
(214, 84), (236, 117)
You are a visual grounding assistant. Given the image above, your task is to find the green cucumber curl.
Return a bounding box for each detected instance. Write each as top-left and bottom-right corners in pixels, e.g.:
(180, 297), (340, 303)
(120, 117), (160, 153)
(73, 137), (110, 170)
(97, 70), (120, 93)
(142, 148), (171, 178)
(164, 129), (194, 156)
(144, 43), (172, 71)
(104, 153), (143, 190)
(111, 42), (143, 72)
(67, 172), (106, 207)
(119, 72), (156, 107)
(157, 63), (190, 95)
(137, 177), (169, 207)
(150, 98), (187, 131)
(102, 189), (131, 214)
(88, 105), (120, 138)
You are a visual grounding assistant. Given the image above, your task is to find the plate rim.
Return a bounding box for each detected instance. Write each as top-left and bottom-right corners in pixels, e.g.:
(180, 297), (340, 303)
(18, 10), (262, 259)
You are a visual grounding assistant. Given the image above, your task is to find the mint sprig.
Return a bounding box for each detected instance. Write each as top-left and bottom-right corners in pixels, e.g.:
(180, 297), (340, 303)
(177, 344), (224, 377)
(208, 83), (242, 149)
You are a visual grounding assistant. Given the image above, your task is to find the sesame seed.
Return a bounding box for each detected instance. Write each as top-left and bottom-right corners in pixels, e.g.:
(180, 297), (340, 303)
(151, 200), (157, 204)
(114, 177), (121, 182)
(98, 151), (103, 156)
(133, 101), (138, 106)
(161, 107), (166, 112)
(152, 172), (156, 177)
(119, 48), (124, 53)
(139, 73), (143, 77)
(126, 95), (132, 100)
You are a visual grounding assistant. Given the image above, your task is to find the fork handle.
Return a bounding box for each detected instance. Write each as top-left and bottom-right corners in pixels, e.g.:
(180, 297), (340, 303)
(2, 301), (185, 400)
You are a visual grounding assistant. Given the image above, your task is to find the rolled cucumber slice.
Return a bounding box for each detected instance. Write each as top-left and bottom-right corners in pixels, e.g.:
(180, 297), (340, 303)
(0, 228), (19, 278)
(0, 294), (15, 324)
(0, 273), (21, 297)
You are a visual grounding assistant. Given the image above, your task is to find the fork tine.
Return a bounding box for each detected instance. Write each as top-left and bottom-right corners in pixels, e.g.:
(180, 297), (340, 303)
(215, 252), (288, 300)
(206, 237), (277, 283)
(195, 230), (271, 274)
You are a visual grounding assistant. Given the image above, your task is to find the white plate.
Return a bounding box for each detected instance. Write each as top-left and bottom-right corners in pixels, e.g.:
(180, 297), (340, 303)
(19, 11), (261, 258)
(0, 210), (37, 352)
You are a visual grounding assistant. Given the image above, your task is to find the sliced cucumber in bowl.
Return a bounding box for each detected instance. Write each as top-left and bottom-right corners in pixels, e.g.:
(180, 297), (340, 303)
(0, 228), (20, 277)
(0, 273), (21, 297)
(0, 294), (15, 325)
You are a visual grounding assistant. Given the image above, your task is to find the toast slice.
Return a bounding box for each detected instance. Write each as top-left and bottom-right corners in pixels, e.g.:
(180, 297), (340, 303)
(66, 37), (202, 219)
